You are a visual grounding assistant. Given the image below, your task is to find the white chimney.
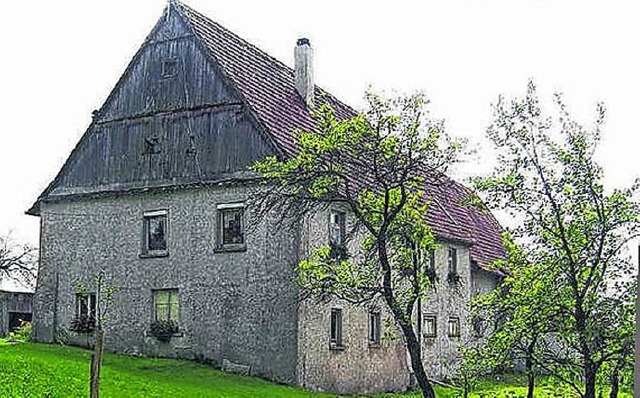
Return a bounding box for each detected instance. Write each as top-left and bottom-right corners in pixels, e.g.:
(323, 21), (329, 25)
(294, 38), (314, 108)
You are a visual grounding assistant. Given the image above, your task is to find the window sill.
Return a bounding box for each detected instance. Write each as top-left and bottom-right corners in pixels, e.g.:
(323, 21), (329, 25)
(424, 335), (437, 339)
(448, 335), (461, 339)
(329, 343), (345, 351)
(368, 342), (381, 349)
(214, 244), (247, 253)
(140, 250), (169, 259)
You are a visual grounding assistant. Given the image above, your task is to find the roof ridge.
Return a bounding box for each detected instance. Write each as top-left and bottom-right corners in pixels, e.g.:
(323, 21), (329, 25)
(175, 1), (295, 75)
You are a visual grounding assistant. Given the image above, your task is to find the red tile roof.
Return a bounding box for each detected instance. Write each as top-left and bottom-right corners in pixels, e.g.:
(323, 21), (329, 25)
(175, 2), (506, 272)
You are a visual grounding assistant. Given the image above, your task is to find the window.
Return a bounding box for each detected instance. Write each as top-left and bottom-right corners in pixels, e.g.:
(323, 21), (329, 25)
(329, 211), (346, 246)
(425, 249), (436, 270)
(448, 248), (458, 275)
(143, 210), (168, 256)
(330, 308), (343, 348)
(153, 289), (179, 324)
(448, 316), (461, 338)
(161, 57), (178, 78)
(424, 314), (437, 338)
(76, 293), (97, 320)
(369, 310), (381, 345)
(71, 293), (97, 332)
(217, 203), (245, 251)
(472, 316), (486, 338)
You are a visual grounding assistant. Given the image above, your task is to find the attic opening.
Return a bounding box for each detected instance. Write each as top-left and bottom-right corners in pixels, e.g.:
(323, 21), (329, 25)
(161, 58), (179, 78)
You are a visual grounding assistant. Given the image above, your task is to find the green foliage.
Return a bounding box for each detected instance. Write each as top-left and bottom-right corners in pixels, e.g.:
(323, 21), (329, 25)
(6, 321), (32, 343)
(472, 81), (639, 397)
(253, 91), (462, 313)
(253, 91), (464, 396)
(3, 343), (632, 397)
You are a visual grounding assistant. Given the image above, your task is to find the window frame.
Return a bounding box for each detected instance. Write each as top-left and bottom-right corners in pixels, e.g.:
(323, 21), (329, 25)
(472, 316), (486, 338)
(152, 288), (180, 326)
(328, 211), (346, 247)
(215, 203), (246, 252)
(141, 209), (169, 258)
(448, 247), (458, 275)
(368, 310), (381, 347)
(448, 316), (461, 338)
(160, 57), (179, 79)
(329, 308), (343, 349)
(424, 314), (437, 338)
(75, 292), (97, 320)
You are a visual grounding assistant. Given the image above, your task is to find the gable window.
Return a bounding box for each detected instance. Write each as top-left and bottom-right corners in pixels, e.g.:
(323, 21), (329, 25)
(70, 293), (96, 332)
(329, 211), (346, 246)
(424, 314), (437, 338)
(330, 308), (343, 349)
(153, 289), (179, 325)
(448, 316), (461, 338)
(216, 203), (245, 251)
(161, 57), (178, 78)
(369, 310), (381, 346)
(143, 210), (168, 256)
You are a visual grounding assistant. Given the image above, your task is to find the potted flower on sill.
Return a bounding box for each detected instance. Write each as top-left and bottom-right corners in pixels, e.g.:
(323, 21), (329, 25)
(149, 320), (179, 342)
(69, 315), (96, 333)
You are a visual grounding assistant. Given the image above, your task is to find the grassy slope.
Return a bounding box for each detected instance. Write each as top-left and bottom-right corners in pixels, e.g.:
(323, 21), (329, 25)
(0, 342), (631, 398)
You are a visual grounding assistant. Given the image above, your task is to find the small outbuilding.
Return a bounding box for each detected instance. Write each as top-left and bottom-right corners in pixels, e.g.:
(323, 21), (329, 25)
(0, 290), (33, 336)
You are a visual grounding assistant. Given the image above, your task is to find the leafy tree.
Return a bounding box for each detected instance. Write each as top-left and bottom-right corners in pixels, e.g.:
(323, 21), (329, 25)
(473, 81), (639, 398)
(472, 233), (561, 398)
(0, 234), (37, 287)
(594, 277), (636, 398)
(252, 92), (464, 398)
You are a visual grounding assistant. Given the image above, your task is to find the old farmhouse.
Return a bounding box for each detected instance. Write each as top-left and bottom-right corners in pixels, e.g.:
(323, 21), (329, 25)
(28, 1), (505, 394)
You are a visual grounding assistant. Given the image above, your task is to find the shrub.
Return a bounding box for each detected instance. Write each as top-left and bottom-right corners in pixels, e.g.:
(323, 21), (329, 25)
(149, 320), (179, 342)
(7, 321), (32, 342)
(69, 315), (96, 333)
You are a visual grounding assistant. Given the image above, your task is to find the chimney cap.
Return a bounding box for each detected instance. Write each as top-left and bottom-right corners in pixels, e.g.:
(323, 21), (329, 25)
(297, 38), (311, 46)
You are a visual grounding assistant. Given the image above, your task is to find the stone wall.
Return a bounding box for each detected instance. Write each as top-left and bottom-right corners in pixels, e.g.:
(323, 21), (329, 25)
(34, 184), (300, 383)
(419, 243), (473, 380)
(296, 205), (411, 394)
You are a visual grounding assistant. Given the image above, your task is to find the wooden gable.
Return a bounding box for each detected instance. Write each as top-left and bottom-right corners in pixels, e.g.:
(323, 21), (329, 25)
(34, 4), (278, 204)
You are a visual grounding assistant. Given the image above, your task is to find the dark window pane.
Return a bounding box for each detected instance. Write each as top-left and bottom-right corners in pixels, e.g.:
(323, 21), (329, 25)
(424, 315), (437, 337)
(369, 311), (381, 344)
(161, 58), (178, 78)
(448, 248), (457, 274)
(329, 212), (346, 246)
(222, 209), (244, 245)
(330, 308), (342, 346)
(147, 215), (167, 251)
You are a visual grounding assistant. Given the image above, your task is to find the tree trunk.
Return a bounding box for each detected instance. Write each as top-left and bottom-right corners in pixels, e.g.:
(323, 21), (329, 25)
(584, 361), (597, 398)
(400, 322), (436, 398)
(90, 329), (104, 398)
(526, 370), (535, 398)
(608, 368), (619, 398)
(377, 240), (435, 398)
(525, 337), (536, 398)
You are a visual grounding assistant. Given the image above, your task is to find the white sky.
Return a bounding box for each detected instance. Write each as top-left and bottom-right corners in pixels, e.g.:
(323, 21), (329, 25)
(0, 1), (639, 289)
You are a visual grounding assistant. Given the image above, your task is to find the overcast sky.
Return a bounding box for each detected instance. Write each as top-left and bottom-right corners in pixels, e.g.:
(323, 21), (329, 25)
(1, 1), (638, 288)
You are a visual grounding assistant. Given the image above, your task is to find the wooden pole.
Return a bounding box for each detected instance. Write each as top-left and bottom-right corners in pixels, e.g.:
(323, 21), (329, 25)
(90, 329), (104, 398)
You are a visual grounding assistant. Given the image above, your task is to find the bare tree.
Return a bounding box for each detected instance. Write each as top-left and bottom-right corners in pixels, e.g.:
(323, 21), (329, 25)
(0, 233), (37, 288)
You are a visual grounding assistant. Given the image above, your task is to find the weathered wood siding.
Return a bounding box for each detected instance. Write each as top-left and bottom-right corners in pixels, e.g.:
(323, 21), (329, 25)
(7, 292), (33, 314)
(48, 8), (276, 197)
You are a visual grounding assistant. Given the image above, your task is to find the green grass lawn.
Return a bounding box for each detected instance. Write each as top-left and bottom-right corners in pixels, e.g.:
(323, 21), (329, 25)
(0, 342), (631, 397)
